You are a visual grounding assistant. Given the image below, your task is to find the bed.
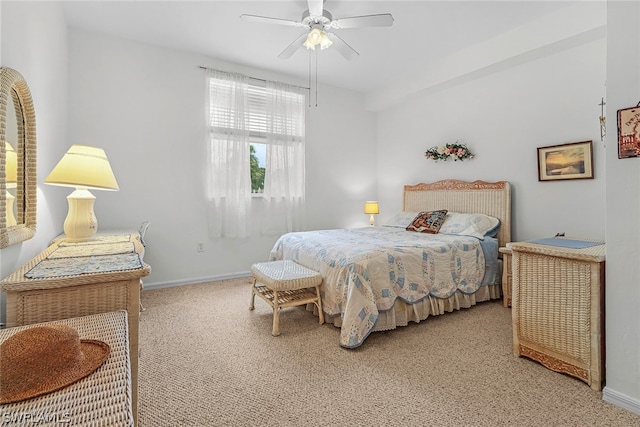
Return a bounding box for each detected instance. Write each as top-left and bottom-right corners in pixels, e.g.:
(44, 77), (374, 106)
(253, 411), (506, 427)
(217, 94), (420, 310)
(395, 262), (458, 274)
(269, 179), (511, 347)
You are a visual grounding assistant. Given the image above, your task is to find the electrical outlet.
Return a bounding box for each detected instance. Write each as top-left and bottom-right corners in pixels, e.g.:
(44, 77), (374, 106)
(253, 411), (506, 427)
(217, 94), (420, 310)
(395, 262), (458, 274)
(197, 242), (204, 252)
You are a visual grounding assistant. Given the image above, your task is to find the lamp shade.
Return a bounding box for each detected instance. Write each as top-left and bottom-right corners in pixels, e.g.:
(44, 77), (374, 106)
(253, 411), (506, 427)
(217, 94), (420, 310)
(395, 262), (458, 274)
(45, 145), (119, 191)
(364, 201), (379, 215)
(5, 142), (17, 188)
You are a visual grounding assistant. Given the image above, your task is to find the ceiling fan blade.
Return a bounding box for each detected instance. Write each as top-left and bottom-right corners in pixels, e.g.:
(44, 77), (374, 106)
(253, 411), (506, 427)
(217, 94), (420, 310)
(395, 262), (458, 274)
(308, 0), (324, 17)
(278, 33), (308, 59)
(325, 32), (359, 61)
(332, 13), (394, 29)
(240, 14), (304, 28)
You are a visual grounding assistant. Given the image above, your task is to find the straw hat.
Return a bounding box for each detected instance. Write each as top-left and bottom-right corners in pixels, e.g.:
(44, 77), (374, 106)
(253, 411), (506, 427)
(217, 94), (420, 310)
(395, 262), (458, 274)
(0, 324), (110, 404)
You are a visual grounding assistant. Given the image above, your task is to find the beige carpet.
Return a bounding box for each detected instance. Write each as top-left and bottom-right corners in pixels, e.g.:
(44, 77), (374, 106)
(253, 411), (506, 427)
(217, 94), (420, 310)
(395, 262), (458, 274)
(138, 278), (640, 426)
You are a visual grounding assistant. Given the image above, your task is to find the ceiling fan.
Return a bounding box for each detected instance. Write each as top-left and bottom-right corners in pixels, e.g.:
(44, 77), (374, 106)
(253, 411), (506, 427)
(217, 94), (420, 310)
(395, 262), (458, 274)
(240, 0), (394, 61)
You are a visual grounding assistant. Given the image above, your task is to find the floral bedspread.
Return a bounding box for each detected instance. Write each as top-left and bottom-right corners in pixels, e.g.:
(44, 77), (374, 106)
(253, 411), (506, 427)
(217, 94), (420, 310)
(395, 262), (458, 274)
(269, 227), (486, 348)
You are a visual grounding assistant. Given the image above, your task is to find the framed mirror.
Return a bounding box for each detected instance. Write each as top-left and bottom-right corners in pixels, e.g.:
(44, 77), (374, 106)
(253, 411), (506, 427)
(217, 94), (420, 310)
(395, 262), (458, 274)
(1, 67), (37, 248)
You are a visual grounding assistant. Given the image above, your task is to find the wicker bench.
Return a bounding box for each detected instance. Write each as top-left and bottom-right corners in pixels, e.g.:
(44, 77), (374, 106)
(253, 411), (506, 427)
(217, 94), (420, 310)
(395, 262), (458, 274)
(0, 311), (133, 425)
(249, 260), (324, 336)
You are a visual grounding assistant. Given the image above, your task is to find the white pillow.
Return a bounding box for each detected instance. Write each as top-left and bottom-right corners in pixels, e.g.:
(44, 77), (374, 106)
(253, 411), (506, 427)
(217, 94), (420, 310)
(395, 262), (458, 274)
(381, 212), (420, 228)
(438, 212), (500, 239)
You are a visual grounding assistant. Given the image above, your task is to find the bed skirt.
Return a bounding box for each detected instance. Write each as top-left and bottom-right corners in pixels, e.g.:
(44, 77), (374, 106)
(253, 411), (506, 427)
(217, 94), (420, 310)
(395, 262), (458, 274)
(308, 284), (501, 332)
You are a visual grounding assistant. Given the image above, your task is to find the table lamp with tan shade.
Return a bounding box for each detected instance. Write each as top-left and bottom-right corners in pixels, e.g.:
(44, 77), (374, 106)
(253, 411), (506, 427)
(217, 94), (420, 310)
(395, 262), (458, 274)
(364, 201), (379, 227)
(45, 145), (119, 241)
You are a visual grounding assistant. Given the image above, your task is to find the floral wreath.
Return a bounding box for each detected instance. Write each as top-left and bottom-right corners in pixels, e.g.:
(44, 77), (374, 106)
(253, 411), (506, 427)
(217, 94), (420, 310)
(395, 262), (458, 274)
(425, 142), (474, 162)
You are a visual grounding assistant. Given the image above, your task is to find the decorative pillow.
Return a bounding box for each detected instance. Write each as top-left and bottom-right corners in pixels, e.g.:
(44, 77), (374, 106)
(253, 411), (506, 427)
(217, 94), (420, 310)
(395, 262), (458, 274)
(438, 212), (500, 239)
(381, 212), (420, 228)
(406, 210), (448, 234)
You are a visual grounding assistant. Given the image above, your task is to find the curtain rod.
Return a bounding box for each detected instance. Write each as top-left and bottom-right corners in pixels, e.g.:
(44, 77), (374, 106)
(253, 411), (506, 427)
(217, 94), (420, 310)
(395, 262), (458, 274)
(198, 66), (310, 91)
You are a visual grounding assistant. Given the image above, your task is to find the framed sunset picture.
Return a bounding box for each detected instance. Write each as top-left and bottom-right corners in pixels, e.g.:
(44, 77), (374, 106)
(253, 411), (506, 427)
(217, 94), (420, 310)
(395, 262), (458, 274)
(537, 141), (593, 181)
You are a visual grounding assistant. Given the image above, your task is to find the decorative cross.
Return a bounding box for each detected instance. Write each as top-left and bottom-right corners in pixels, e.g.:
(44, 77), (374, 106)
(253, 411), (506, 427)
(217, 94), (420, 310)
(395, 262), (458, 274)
(598, 97), (606, 142)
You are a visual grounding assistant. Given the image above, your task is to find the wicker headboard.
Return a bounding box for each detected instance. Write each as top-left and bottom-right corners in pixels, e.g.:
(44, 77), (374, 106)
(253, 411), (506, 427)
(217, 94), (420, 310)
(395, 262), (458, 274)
(403, 180), (511, 247)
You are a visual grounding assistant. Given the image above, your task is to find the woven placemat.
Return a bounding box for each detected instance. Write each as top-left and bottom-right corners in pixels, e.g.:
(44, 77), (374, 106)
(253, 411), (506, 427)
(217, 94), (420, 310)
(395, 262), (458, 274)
(48, 242), (136, 259)
(25, 254), (143, 279)
(58, 234), (133, 246)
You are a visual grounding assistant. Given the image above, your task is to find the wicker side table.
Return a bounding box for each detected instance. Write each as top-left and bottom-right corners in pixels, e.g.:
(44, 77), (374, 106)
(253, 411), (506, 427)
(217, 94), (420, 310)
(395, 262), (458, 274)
(0, 311), (133, 426)
(250, 260), (324, 336)
(510, 239), (605, 390)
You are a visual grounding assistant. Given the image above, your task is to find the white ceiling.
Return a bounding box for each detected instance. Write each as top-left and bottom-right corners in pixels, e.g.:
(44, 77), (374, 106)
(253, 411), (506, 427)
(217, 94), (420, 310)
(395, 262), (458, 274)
(60, 1), (577, 95)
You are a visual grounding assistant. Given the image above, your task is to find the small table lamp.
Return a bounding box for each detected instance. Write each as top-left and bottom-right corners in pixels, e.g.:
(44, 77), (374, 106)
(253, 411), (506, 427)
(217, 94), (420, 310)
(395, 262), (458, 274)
(364, 201), (379, 227)
(4, 141), (17, 226)
(45, 145), (119, 241)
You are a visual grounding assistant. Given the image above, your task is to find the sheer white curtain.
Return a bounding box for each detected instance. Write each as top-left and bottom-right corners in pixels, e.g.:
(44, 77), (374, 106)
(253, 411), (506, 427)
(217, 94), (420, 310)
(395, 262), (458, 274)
(262, 81), (306, 235)
(205, 70), (251, 238)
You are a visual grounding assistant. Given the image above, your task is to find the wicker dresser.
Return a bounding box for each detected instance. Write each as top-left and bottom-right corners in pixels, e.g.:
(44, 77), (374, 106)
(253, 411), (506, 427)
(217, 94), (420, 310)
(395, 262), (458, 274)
(510, 239), (605, 390)
(0, 233), (150, 422)
(0, 311), (133, 426)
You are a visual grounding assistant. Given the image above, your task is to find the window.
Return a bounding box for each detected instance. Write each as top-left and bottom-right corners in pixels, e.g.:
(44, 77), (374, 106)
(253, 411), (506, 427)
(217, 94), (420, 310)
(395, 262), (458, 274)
(208, 77), (305, 194)
(250, 141), (266, 194)
(205, 69), (306, 238)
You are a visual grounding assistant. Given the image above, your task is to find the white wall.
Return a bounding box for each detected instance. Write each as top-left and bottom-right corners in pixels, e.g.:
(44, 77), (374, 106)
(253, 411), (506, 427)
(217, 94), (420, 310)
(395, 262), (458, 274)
(603, 0), (640, 415)
(0, 1), (69, 325)
(67, 29), (376, 286)
(375, 37), (607, 242)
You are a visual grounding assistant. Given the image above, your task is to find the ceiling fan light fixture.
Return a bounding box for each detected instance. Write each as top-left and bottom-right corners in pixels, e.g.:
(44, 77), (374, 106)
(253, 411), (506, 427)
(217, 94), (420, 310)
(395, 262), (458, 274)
(242, 1), (394, 106)
(320, 33), (333, 50)
(304, 27), (332, 51)
(242, 1), (393, 61)
(303, 38), (316, 50)
(307, 28), (323, 45)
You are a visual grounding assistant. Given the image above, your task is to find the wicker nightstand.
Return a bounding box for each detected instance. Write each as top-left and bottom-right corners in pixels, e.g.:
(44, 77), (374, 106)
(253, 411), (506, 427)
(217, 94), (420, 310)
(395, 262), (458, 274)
(510, 239), (605, 390)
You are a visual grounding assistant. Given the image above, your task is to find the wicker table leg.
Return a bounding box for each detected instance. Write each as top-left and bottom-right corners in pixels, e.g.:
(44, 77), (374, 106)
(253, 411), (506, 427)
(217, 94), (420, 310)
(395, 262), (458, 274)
(249, 279), (257, 310)
(272, 290), (281, 336)
(315, 286), (325, 325)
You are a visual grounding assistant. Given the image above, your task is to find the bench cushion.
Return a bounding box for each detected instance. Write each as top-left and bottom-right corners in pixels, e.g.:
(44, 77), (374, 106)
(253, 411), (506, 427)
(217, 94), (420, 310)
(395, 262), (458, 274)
(251, 260), (321, 291)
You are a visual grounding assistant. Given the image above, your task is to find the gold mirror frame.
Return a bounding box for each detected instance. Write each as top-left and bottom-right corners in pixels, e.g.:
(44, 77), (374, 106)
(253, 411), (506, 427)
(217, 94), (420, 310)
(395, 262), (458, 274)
(1, 67), (37, 248)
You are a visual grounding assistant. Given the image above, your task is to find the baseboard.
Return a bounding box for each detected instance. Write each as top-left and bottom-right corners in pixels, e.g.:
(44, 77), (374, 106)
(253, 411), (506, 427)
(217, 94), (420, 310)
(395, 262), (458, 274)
(603, 386), (640, 416)
(143, 271), (251, 290)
